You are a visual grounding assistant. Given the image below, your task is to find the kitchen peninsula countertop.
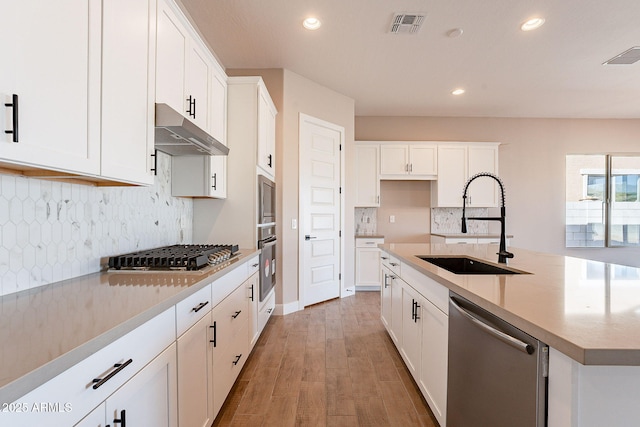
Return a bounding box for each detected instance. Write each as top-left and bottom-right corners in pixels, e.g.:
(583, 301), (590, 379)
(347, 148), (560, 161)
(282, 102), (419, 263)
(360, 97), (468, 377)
(430, 232), (513, 238)
(381, 243), (640, 366)
(0, 249), (259, 406)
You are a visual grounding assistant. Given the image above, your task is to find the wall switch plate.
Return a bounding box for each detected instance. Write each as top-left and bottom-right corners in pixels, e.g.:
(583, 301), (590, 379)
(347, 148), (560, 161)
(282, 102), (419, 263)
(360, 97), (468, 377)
(390, 215), (395, 223)
(291, 219), (297, 229)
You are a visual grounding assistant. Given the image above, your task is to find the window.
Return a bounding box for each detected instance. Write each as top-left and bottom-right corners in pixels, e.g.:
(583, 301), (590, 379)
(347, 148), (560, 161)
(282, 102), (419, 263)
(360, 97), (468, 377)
(566, 154), (640, 248)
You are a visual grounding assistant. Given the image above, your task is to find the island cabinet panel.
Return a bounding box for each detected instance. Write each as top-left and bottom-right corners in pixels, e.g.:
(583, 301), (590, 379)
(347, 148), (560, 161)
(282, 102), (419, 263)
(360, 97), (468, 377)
(379, 249), (449, 427)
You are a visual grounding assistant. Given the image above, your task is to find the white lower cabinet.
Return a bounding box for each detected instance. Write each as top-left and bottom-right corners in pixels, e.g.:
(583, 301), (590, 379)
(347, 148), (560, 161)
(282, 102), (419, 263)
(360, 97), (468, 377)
(76, 343), (178, 426)
(177, 314), (214, 427)
(380, 251), (449, 427)
(355, 237), (384, 290)
(419, 298), (448, 426)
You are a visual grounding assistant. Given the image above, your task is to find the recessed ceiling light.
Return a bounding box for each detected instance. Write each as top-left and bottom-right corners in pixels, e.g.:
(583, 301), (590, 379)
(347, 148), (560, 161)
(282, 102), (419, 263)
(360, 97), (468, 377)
(452, 88), (465, 96)
(303, 17), (321, 30)
(521, 17), (545, 31)
(446, 28), (464, 38)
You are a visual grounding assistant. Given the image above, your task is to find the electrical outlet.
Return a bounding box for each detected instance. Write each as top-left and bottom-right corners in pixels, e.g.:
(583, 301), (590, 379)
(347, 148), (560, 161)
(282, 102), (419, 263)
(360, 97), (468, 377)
(390, 215), (395, 223)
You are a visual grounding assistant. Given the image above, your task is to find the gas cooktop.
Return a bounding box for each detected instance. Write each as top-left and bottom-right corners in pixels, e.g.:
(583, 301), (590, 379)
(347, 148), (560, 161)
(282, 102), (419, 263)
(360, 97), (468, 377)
(108, 244), (239, 271)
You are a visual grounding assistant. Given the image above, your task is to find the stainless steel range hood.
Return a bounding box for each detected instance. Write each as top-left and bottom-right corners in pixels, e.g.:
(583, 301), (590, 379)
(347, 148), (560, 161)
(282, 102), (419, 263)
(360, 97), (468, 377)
(154, 103), (229, 156)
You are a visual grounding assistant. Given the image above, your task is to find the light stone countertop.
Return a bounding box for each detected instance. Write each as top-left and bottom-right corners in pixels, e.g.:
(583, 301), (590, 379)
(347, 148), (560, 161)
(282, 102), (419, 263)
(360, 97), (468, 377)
(0, 249), (260, 406)
(430, 233), (513, 238)
(380, 243), (640, 366)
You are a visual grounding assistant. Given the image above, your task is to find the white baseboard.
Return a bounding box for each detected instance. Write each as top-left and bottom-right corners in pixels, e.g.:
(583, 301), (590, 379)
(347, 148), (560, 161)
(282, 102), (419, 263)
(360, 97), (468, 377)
(275, 300), (301, 316)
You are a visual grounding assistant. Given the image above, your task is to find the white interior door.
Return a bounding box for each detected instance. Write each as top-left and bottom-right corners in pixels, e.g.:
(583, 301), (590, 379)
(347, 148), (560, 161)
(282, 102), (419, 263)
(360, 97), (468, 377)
(299, 114), (344, 307)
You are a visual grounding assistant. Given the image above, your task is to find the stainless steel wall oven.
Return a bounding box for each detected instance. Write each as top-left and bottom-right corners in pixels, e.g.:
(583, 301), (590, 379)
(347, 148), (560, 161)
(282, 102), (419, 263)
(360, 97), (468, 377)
(257, 175), (276, 302)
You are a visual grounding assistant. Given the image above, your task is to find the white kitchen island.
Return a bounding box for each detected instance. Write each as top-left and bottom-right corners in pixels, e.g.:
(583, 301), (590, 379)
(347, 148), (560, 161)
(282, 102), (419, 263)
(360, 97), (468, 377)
(380, 243), (640, 427)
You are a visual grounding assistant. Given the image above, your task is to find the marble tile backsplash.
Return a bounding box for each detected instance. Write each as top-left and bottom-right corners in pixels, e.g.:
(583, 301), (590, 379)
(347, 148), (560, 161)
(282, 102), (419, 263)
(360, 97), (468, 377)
(355, 207), (378, 235)
(431, 207), (489, 234)
(0, 152), (193, 296)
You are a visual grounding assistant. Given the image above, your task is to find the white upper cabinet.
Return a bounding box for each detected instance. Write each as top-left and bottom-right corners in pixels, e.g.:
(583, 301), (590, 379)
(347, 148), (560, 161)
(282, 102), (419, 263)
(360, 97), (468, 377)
(171, 155), (227, 198)
(257, 86), (277, 178)
(432, 143), (500, 207)
(100, 0), (156, 185)
(156, 0), (226, 136)
(355, 144), (380, 207)
(0, 0), (101, 175)
(1, 0), (158, 185)
(379, 143), (437, 179)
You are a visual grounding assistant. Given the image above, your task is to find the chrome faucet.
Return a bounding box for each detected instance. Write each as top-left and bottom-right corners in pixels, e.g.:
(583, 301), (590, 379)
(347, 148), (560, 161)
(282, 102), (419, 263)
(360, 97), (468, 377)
(461, 172), (514, 263)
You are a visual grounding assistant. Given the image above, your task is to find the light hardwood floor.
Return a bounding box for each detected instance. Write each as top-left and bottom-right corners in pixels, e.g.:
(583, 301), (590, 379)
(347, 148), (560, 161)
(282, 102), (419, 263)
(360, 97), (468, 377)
(213, 291), (439, 426)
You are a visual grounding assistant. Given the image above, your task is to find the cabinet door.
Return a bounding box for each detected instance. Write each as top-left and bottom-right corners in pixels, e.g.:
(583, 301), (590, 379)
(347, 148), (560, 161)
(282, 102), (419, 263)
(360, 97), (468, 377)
(401, 285), (422, 379)
(105, 343), (178, 427)
(185, 43), (210, 131)
(420, 300), (448, 427)
(380, 145), (409, 176)
(381, 267), (393, 330)
(247, 272), (260, 349)
(434, 145), (467, 207)
(177, 314), (214, 427)
(257, 87), (276, 177)
(156, 0), (187, 114)
(467, 145), (499, 207)
(100, 0), (155, 185)
(210, 69), (227, 144)
(0, 0), (100, 174)
(74, 403), (106, 427)
(356, 247), (382, 288)
(355, 144), (380, 206)
(209, 156), (227, 198)
(409, 144), (437, 176)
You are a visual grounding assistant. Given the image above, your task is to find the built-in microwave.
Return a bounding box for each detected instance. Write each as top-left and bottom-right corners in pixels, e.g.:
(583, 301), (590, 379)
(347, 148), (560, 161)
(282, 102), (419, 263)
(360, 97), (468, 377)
(258, 174), (275, 225)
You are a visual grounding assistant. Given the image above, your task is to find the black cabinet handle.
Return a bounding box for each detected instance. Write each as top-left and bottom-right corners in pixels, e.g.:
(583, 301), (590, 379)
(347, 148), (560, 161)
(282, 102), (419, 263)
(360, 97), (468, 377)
(413, 300), (421, 323)
(267, 308), (273, 314)
(4, 94), (18, 142)
(150, 149), (158, 175)
(209, 321), (217, 347)
(232, 354), (243, 365)
(92, 359), (133, 389)
(113, 409), (126, 427)
(267, 154), (273, 168)
(186, 95), (196, 118)
(192, 301), (209, 313)
(232, 310), (242, 319)
(390, 262), (399, 267)
(212, 173), (217, 190)
(250, 284), (254, 302)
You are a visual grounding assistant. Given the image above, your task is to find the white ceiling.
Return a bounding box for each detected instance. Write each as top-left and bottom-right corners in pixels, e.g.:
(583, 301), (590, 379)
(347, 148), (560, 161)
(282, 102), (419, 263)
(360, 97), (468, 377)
(179, 0), (640, 119)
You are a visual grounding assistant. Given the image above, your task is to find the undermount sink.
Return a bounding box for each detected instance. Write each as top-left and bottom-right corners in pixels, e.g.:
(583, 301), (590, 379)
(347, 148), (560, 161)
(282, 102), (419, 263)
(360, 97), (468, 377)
(418, 256), (529, 275)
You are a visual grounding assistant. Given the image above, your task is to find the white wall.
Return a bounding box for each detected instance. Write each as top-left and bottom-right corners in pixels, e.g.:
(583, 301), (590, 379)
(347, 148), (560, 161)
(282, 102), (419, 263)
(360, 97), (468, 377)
(355, 116), (640, 267)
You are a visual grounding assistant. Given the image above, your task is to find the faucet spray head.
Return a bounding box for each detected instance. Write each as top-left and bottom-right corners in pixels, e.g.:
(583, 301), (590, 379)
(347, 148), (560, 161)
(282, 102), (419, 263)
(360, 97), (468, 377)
(461, 195), (467, 233)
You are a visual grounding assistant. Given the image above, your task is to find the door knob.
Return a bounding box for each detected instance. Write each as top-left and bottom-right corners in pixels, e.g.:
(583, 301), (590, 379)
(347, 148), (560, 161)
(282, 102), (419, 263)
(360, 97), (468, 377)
(305, 235), (317, 240)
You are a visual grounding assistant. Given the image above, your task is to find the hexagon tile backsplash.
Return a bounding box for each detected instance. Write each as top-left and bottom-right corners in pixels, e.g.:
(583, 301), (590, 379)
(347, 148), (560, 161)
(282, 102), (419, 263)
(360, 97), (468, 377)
(0, 152), (193, 296)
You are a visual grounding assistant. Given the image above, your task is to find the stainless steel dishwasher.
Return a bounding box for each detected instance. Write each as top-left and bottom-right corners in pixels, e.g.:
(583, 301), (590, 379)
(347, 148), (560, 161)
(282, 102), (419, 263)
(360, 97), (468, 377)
(447, 293), (548, 427)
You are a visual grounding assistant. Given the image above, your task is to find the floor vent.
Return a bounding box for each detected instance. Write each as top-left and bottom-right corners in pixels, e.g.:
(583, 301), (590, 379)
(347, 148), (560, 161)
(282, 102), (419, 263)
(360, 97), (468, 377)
(603, 47), (640, 65)
(390, 13), (426, 34)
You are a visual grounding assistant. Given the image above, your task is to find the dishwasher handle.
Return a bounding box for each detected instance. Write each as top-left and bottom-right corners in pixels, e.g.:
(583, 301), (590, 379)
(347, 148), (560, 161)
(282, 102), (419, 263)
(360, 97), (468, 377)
(450, 297), (535, 355)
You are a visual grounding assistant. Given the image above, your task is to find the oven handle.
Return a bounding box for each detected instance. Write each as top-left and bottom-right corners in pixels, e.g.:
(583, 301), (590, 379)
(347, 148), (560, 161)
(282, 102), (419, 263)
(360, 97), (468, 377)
(258, 237), (277, 249)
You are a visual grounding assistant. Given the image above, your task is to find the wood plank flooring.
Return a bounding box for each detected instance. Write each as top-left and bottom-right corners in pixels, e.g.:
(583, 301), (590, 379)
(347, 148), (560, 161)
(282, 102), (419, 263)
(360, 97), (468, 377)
(213, 291), (439, 427)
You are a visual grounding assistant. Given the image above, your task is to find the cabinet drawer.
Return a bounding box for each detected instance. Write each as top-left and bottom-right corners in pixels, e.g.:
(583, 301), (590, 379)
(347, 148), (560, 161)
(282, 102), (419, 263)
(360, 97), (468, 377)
(212, 264), (247, 307)
(247, 255), (260, 276)
(6, 307), (176, 427)
(402, 263), (449, 314)
(380, 252), (401, 276)
(356, 237), (384, 248)
(258, 290), (275, 334)
(176, 283), (213, 337)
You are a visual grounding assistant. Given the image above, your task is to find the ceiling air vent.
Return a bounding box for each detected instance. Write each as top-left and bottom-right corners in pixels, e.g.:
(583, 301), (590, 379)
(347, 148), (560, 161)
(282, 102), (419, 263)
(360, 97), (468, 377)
(603, 47), (640, 65)
(390, 13), (426, 34)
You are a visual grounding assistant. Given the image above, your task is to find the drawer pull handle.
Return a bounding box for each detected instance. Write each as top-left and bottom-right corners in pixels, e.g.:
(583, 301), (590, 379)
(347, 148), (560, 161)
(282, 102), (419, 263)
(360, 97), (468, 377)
(267, 308), (273, 314)
(233, 354), (243, 365)
(192, 301), (209, 313)
(390, 262), (399, 267)
(381, 256), (388, 260)
(252, 263), (259, 268)
(4, 94), (18, 142)
(92, 359), (133, 389)
(113, 409), (126, 427)
(232, 310), (242, 319)
(209, 321), (217, 347)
